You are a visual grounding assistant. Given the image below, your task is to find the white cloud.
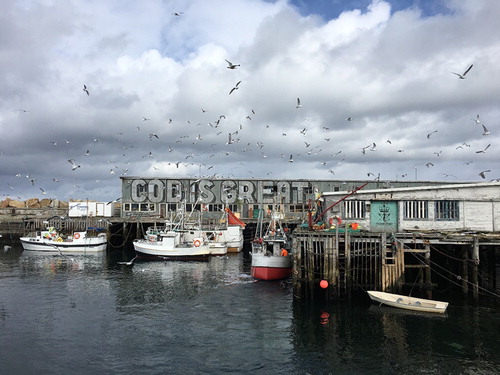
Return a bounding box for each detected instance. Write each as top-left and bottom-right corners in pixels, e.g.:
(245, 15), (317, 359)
(1, 0), (500, 201)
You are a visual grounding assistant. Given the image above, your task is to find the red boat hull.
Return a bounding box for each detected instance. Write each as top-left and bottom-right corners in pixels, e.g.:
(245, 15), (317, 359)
(251, 266), (292, 281)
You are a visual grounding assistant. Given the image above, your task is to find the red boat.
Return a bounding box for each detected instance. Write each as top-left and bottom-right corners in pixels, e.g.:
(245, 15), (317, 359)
(251, 206), (292, 281)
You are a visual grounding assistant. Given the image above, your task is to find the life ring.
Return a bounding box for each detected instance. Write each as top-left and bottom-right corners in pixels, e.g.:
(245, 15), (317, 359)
(329, 217), (342, 226)
(74, 233), (80, 239)
(193, 239), (201, 247)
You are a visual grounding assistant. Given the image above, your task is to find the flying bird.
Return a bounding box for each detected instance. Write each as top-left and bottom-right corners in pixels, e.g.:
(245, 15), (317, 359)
(478, 170), (491, 179)
(229, 81), (241, 95)
(296, 98), (302, 109)
(472, 114), (481, 124)
(476, 144), (491, 153)
(83, 85), (89, 95)
(481, 124), (490, 135)
(288, 154), (293, 163)
(68, 159), (80, 170)
(452, 64), (473, 79)
(427, 130), (438, 139)
(225, 59), (240, 69)
(172, 12), (183, 16)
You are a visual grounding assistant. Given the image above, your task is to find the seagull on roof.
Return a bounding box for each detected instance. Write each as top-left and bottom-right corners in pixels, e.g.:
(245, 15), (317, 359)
(229, 81), (241, 95)
(225, 59), (240, 69)
(83, 84), (89, 95)
(452, 64), (473, 79)
(479, 170), (491, 179)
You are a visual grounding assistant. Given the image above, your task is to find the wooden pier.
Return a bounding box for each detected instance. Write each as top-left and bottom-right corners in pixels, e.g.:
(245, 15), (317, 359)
(292, 228), (500, 301)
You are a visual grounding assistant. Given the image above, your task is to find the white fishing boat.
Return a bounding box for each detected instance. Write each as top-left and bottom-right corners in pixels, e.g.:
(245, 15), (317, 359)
(133, 229), (211, 261)
(20, 227), (107, 254)
(133, 207), (211, 261)
(367, 290), (449, 314)
(251, 206), (292, 281)
(222, 208), (245, 253)
(184, 229), (228, 256)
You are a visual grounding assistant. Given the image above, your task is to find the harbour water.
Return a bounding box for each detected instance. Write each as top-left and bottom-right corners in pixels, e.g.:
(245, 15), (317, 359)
(1, 241), (499, 375)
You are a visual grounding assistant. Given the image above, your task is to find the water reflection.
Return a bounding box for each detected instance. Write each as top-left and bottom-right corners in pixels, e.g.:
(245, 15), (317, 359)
(292, 297), (500, 374)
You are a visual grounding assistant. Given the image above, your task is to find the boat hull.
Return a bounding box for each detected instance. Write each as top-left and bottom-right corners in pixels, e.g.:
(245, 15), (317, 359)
(133, 240), (210, 261)
(251, 253), (293, 281)
(367, 291), (448, 314)
(20, 237), (107, 254)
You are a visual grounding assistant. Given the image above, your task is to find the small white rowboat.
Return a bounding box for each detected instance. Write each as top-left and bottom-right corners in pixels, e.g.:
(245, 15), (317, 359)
(367, 290), (449, 314)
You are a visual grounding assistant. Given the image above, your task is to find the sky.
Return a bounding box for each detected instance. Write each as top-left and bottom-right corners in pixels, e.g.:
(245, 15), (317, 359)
(1, 0), (499, 202)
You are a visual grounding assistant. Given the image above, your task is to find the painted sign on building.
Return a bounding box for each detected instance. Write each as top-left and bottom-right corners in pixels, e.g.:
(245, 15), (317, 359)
(121, 178), (321, 205)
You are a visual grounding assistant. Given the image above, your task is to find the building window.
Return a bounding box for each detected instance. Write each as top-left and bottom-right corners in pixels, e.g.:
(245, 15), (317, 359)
(344, 200), (366, 219)
(123, 203), (155, 212)
(403, 201), (428, 220)
(435, 200), (459, 220)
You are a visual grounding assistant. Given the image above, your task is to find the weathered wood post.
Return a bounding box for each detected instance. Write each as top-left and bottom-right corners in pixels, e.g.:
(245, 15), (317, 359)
(472, 237), (480, 300)
(462, 246), (468, 294)
(424, 243), (432, 299)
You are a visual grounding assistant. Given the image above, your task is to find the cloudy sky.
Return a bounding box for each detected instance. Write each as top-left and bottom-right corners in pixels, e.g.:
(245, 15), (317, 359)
(1, 0), (499, 202)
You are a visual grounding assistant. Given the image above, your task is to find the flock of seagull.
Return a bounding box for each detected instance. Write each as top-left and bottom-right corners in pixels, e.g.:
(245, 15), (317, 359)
(3, 45), (496, 200)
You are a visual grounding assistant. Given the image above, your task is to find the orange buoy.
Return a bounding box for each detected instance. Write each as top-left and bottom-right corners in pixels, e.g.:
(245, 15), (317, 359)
(320, 280), (329, 289)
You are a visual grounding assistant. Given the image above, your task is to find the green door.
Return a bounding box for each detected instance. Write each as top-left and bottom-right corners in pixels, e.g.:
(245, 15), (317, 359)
(370, 201), (398, 232)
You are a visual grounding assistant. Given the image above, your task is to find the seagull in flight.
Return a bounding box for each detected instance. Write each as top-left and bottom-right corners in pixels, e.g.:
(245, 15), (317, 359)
(296, 98), (302, 109)
(225, 59), (240, 69)
(68, 159), (80, 170)
(476, 144), (491, 153)
(478, 170), (491, 179)
(452, 64), (473, 79)
(229, 81), (241, 95)
(288, 154), (293, 163)
(172, 12), (183, 16)
(83, 84), (89, 95)
(427, 130), (438, 139)
(481, 124), (490, 135)
(472, 114), (481, 124)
